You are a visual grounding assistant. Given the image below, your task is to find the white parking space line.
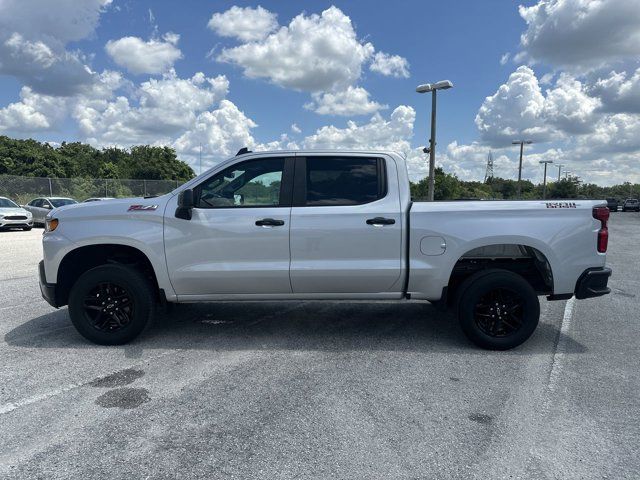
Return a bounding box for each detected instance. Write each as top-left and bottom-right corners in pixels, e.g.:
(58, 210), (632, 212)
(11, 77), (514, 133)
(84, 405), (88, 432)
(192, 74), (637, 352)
(546, 297), (576, 397)
(0, 383), (83, 415)
(0, 349), (181, 415)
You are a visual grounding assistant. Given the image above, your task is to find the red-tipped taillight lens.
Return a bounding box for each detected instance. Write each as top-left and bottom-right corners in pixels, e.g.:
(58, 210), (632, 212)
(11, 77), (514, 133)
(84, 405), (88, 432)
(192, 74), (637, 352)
(593, 206), (609, 253)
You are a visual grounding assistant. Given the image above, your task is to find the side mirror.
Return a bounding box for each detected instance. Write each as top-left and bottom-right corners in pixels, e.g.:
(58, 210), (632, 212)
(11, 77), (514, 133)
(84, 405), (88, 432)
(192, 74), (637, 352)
(44, 204), (52, 209)
(178, 189), (194, 208)
(176, 189), (194, 220)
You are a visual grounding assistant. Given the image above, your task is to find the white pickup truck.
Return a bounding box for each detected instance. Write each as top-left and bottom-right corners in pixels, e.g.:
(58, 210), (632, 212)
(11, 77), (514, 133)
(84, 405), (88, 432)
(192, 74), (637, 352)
(39, 150), (611, 349)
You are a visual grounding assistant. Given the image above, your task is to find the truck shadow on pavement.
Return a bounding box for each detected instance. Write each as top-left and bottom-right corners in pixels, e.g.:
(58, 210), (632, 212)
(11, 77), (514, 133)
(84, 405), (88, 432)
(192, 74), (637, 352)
(5, 300), (586, 355)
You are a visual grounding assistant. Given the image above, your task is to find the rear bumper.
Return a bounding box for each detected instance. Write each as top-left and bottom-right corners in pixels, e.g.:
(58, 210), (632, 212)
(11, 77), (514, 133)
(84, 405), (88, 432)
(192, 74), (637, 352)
(575, 267), (612, 300)
(39, 260), (59, 308)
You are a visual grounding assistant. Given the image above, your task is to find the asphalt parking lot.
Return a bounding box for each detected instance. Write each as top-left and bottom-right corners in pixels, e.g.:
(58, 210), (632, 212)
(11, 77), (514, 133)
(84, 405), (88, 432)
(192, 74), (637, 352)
(1, 214), (639, 479)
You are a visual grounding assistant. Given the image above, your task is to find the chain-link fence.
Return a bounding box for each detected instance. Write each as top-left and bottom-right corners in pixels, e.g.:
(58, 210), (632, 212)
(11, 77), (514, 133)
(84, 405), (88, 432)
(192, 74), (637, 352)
(0, 175), (183, 205)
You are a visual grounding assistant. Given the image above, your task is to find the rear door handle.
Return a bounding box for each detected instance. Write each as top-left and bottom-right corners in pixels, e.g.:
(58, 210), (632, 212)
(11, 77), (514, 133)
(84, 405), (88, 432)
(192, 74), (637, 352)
(255, 218), (285, 227)
(366, 217), (395, 226)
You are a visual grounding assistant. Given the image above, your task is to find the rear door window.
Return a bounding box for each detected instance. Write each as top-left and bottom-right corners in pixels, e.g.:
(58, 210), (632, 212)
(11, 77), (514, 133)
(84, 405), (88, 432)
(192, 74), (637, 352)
(302, 157), (385, 206)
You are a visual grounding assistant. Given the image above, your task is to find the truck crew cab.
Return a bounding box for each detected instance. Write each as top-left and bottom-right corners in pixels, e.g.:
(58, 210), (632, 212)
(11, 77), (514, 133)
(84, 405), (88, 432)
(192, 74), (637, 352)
(39, 150), (611, 349)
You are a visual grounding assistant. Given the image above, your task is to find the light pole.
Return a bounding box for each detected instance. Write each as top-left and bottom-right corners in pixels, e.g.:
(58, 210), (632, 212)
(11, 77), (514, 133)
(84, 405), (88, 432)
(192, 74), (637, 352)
(416, 80), (453, 201)
(564, 170), (572, 180)
(556, 164), (564, 181)
(512, 140), (532, 199)
(539, 160), (553, 199)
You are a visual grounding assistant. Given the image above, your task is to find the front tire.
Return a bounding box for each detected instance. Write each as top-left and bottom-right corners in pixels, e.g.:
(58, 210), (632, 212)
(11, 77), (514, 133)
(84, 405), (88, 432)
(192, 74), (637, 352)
(68, 264), (155, 345)
(457, 269), (540, 350)
(23, 227), (32, 231)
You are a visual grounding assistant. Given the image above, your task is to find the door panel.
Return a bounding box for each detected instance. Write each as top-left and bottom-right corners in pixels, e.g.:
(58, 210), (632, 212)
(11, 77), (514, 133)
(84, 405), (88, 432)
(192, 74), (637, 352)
(164, 156), (293, 296)
(165, 206), (291, 295)
(289, 155), (403, 294)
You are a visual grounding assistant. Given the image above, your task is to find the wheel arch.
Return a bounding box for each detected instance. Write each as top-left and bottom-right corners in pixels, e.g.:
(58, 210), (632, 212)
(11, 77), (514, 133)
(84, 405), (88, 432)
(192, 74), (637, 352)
(55, 244), (161, 307)
(443, 242), (555, 307)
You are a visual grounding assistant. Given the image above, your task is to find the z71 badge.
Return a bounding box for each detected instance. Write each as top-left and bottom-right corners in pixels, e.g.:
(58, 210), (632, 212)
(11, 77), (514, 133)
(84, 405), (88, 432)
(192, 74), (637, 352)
(128, 204), (158, 212)
(545, 202), (577, 208)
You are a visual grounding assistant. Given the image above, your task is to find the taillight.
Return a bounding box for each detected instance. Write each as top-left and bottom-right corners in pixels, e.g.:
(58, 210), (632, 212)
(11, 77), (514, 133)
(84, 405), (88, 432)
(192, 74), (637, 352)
(593, 206), (609, 253)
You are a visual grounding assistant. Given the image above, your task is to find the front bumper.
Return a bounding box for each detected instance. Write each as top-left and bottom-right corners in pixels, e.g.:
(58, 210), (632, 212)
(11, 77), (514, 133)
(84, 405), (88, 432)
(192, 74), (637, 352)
(0, 218), (33, 228)
(575, 267), (612, 299)
(39, 260), (59, 308)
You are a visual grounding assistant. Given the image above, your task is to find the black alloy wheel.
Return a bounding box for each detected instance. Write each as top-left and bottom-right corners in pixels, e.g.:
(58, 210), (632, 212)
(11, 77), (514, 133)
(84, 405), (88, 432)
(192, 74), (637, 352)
(457, 269), (540, 350)
(83, 282), (134, 332)
(68, 264), (155, 345)
(473, 287), (524, 338)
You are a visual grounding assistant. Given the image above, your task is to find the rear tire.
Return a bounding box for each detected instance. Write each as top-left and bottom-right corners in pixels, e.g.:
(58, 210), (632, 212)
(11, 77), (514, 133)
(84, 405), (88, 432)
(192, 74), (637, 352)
(68, 264), (155, 345)
(456, 269), (540, 350)
(23, 227), (32, 231)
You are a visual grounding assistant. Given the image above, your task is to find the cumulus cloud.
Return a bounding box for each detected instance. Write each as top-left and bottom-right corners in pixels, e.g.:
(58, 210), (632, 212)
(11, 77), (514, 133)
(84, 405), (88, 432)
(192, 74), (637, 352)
(290, 123), (301, 134)
(173, 100), (257, 159)
(475, 66), (550, 144)
(517, 0), (640, 70)
(303, 105), (415, 150)
(75, 70), (230, 145)
(369, 52), (410, 78)
(0, 87), (67, 133)
(476, 66), (602, 144)
(0, 33), (95, 96)
(208, 6), (278, 42)
(217, 6), (374, 92)
(105, 33), (182, 74)
(590, 68), (640, 113)
(542, 73), (600, 134)
(305, 86), (386, 116)
(0, 0), (112, 44)
(0, 0), (112, 95)
(580, 113), (640, 153)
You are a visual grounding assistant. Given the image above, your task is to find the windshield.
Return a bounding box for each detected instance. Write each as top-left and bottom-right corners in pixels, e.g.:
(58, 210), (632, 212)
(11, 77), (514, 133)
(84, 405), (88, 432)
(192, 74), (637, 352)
(0, 198), (19, 208)
(50, 198), (77, 207)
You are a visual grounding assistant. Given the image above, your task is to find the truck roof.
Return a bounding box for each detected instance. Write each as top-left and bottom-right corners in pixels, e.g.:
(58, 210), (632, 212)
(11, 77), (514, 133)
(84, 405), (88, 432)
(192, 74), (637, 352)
(235, 149), (403, 157)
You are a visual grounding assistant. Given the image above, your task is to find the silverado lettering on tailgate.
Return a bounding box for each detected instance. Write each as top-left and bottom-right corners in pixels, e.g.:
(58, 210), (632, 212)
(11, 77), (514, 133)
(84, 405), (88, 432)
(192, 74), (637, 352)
(545, 202), (577, 208)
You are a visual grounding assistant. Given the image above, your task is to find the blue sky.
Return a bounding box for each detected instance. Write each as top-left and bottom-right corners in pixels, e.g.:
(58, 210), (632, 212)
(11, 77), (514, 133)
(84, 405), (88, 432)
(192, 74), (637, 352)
(0, 1), (639, 184)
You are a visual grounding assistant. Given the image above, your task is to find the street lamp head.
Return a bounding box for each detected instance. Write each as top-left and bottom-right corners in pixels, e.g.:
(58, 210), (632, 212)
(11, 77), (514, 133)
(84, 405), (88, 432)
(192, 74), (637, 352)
(512, 140), (533, 145)
(433, 80), (453, 90)
(416, 80), (453, 93)
(539, 160), (554, 164)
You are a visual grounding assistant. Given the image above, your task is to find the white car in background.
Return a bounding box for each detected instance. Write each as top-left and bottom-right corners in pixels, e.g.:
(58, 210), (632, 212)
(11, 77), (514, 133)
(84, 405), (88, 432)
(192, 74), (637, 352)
(23, 197), (77, 226)
(0, 197), (33, 231)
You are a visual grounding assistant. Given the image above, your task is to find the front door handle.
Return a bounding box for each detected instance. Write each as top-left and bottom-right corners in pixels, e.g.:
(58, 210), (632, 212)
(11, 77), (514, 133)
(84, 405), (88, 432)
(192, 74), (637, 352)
(366, 217), (395, 226)
(255, 218), (285, 227)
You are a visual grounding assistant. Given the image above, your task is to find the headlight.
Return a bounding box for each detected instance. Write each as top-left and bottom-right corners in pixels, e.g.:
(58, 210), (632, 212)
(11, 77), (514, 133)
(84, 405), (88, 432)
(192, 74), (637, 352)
(25, 211), (32, 218)
(45, 218), (59, 232)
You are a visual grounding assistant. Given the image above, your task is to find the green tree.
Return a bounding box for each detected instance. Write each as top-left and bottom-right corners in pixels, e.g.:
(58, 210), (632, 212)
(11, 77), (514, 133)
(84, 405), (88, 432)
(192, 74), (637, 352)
(547, 179), (578, 198)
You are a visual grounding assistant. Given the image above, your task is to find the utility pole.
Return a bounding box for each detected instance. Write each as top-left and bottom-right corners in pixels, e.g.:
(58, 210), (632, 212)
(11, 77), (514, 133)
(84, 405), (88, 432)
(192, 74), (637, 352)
(512, 140), (532, 199)
(556, 164), (564, 181)
(416, 80), (454, 201)
(539, 160), (553, 199)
